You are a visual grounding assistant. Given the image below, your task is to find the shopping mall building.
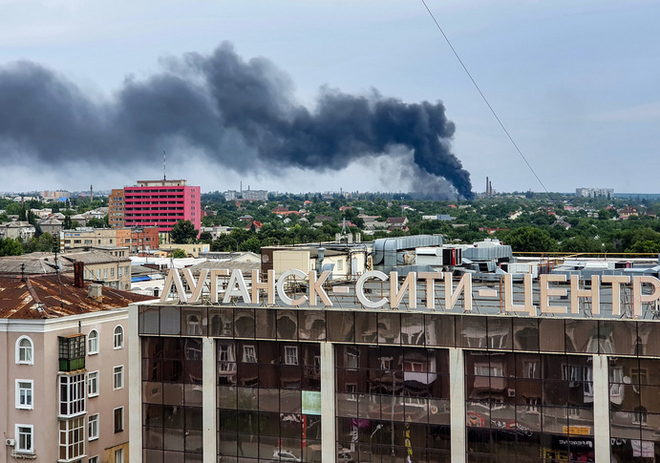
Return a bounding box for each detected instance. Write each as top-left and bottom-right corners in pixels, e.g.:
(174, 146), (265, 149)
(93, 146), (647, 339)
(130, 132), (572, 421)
(129, 269), (660, 462)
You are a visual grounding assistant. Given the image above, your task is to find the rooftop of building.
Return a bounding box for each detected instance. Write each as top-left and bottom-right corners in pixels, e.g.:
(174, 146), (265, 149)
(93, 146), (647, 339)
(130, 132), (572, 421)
(0, 274), (155, 319)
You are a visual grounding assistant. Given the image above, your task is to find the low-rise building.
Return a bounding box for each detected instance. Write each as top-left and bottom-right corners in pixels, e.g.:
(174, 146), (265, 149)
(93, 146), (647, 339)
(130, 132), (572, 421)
(0, 273), (153, 462)
(0, 221), (36, 240)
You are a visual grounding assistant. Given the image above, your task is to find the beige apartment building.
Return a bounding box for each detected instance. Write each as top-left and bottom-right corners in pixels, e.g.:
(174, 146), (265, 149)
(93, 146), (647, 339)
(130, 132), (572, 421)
(60, 251), (133, 291)
(0, 274), (153, 463)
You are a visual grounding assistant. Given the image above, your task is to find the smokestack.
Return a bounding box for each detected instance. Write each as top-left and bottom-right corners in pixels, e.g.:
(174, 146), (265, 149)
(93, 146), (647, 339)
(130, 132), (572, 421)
(486, 177), (489, 196)
(489, 180), (492, 197)
(90, 184), (93, 203)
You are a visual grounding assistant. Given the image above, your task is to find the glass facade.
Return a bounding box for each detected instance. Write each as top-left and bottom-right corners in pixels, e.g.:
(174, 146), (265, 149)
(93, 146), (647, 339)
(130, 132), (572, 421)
(217, 340), (322, 463)
(335, 345), (451, 463)
(137, 305), (660, 463)
(142, 337), (204, 462)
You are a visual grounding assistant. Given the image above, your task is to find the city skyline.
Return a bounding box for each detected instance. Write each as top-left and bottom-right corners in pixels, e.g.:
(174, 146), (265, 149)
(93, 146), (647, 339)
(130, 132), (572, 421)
(1, 1), (659, 195)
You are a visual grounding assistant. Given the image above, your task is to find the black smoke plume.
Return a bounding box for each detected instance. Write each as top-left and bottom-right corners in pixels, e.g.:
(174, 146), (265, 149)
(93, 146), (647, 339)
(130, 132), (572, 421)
(0, 42), (473, 199)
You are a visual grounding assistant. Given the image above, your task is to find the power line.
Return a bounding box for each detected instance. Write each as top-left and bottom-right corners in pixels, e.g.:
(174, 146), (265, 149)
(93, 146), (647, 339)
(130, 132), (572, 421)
(420, 0), (550, 195)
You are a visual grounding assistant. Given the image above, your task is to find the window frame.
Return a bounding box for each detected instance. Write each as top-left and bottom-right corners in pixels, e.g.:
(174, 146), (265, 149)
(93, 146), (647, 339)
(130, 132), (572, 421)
(15, 379), (34, 410)
(88, 413), (99, 441)
(113, 366), (124, 390)
(113, 407), (124, 433)
(284, 346), (299, 365)
(16, 336), (34, 365)
(15, 424), (34, 454)
(88, 371), (99, 397)
(87, 330), (99, 355)
(113, 325), (124, 349)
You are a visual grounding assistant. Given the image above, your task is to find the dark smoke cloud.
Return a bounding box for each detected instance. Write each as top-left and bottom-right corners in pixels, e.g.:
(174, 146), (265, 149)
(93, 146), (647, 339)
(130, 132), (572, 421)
(0, 42), (473, 199)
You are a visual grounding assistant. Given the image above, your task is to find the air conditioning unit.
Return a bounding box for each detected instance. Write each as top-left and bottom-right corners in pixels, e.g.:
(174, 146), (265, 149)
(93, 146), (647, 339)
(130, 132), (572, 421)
(5, 438), (15, 447)
(507, 388), (516, 397)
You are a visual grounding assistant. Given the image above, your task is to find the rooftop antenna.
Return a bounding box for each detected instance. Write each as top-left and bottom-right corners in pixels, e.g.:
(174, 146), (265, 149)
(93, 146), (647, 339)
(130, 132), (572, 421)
(163, 150), (167, 181)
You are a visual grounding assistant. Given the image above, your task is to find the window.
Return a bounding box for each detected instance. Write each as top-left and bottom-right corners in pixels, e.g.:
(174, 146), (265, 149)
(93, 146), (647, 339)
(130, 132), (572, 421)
(113, 366), (124, 390)
(110, 268), (115, 278)
(88, 330), (99, 355)
(113, 407), (124, 433)
(59, 417), (85, 461)
(632, 368), (648, 394)
(562, 364), (582, 387)
(609, 367), (623, 397)
(284, 346), (298, 365)
(16, 424), (34, 453)
(16, 336), (34, 365)
(88, 371), (99, 397)
(634, 406), (648, 424)
(523, 361), (538, 379)
(59, 373), (86, 417)
(88, 414), (99, 440)
(89, 457), (99, 463)
(525, 397), (539, 413)
(346, 348), (358, 369)
(113, 326), (124, 349)
(346, 384), (357, 401)
(474, 364), (504, 377)
(243, 345), (257, 363)
(115, 448), (124, 463)
(380, 356), (393, 370)
(16, 380), (33, 409)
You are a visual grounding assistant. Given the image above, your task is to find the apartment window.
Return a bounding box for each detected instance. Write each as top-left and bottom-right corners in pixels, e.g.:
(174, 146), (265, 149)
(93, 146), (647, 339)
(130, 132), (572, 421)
(88, 330), (99, 355)
(346, 348), (358, 369)
(16, 424), (34, 453)
(88, 371), (99, 397)
(113, 366), (124, 390)
(88, 414), (99, 440)
(16, 336), (34, 365)
(89, 457), (99, 463)
(634, 406), (648, 425)
(59, 417), (85, 461)
(103, 268), (108, 279)
(113, 326), (124, 349)
(346, 383), (357, 401)
(113, 407), (124, 433)
(115, 448), (124, 463)
(285, 346), (299, 365)
(110, 268), (115, 278)
(523, 361), (538, 379)
(59, 373), (86, 417)
(243, 345), (257, 363)
(16, 380), (33, 409)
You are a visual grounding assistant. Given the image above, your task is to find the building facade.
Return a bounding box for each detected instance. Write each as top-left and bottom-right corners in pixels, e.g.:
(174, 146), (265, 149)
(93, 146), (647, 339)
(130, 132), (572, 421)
(123, 180), (201, 235)
(0, 275), (153, 462)
(130, 272), (660, 463)
(109, 189), (125, 229)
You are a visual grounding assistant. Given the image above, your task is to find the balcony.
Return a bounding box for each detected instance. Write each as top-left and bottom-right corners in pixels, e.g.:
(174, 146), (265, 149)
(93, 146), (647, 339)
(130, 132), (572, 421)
(58, 334), (86, 372)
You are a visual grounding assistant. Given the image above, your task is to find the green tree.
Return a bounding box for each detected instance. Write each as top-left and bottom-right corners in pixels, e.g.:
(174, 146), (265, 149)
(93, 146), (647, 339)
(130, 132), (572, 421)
(171, 249), (188, 258)
(503, 227), (558, 253)
(170, 220), (198, 244)
(0, 237), (23, 256)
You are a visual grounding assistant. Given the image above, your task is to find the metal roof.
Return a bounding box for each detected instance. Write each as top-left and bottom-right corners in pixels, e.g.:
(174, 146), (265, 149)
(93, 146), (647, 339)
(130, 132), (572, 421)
(0, 274), (155, 319)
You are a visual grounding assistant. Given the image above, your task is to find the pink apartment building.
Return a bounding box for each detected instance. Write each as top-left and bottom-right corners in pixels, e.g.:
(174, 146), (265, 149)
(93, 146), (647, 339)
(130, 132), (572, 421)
(123, 180), (201, 236)
(0, 273), (154, 462)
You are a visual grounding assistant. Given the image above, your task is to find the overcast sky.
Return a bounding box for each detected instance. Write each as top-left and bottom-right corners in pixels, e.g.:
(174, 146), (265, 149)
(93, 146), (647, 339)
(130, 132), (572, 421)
(1, 0), (659, 196)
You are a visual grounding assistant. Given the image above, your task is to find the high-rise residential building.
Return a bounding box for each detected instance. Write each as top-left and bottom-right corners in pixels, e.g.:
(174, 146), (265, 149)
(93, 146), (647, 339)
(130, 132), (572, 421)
(123, 180), (201, 237)
(0, 273), (153, 462)
(108, 189), (125, 229)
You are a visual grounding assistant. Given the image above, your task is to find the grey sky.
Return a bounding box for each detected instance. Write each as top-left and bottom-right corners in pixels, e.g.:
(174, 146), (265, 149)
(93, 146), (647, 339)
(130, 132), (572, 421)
(0, 0), (658, 195)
